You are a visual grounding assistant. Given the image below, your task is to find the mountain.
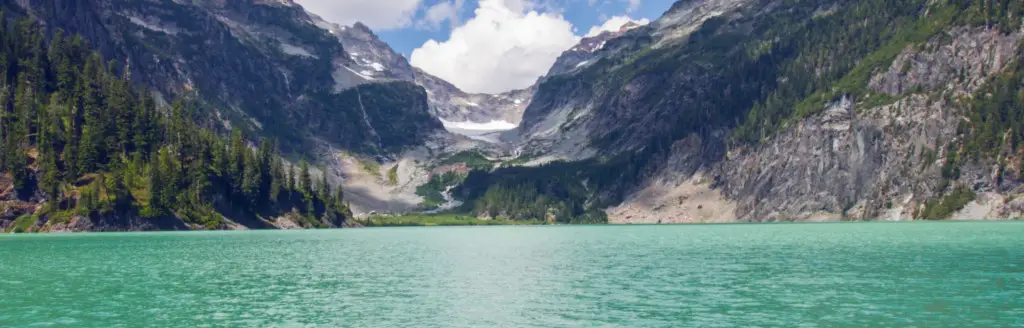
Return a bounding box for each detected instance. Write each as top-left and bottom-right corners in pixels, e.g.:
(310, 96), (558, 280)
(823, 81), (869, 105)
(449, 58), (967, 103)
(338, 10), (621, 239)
(455, 0), (1024, 223)
(4, 0), (442, 154)
(307, 15), (530, 127)
(7, 0), (1023, 225)
(545, 21), (644, 77)
(412, 68), (533, 125)
(0, 13), (353, 232)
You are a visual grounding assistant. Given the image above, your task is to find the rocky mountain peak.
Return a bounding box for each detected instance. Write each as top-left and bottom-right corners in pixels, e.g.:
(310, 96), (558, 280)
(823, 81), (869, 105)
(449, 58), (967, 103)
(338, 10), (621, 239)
(333, 20), (416, 82)
(545, 21), (646, 77)
(618, 21), (641, 32)
(351, 21), (374, 33)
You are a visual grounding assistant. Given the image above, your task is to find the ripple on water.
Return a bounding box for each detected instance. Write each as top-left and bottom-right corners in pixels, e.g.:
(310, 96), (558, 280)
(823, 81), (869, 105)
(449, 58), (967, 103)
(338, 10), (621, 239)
(0, 223), (1022, 327)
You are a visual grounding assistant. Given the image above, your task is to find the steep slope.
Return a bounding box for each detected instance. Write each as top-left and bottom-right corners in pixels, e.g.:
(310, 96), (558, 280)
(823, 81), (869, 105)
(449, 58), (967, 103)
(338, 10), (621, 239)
(0, 16), (353, 232)
(457, 0), (1024, 223)
(545, 21), (644, 76)
(6, 0), (441, 154)
(413, 67), (532, 125)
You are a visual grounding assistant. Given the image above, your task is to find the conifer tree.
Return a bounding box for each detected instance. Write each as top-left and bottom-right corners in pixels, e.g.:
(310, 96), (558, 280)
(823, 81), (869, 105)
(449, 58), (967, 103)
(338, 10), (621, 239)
(299, 159), (312, 198)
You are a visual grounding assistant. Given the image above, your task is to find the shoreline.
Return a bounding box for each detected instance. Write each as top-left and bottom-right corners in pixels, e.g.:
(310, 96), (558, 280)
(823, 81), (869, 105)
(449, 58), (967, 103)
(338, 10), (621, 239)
(5, 216), (1022, 234)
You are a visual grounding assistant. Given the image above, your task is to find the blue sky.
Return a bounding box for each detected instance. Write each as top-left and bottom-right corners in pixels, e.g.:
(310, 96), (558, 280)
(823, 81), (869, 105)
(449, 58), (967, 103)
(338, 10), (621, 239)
(377, 0), (677, 57)
(296, 0), (678, 93)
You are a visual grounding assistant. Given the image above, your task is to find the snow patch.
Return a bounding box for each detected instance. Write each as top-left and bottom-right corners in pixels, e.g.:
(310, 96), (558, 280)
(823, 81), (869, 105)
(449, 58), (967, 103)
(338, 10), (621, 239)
(514, 99), (523, 104)
(351, 52), (360, 57)
(465, 102), (479, 107)
(575, 60), (590, 68)
(369, 62), (386, 72)
(345, 66), (375, 80)
(439, 119), (517, 131)
(332, 64), (374, 92)
(126, 16), (179, 35)
(280, 43), (316, 58)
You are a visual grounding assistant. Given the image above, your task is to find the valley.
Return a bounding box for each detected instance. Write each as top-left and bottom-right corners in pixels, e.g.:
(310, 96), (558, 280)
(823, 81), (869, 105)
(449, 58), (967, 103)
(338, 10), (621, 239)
(2, 0), (1024, 232)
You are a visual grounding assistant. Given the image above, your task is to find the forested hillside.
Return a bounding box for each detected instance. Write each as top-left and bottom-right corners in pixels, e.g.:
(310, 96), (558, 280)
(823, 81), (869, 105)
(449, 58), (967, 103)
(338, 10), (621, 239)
(0, 15), (350, 232)
(457, 0), (1024, 223)
(2, 0), (443, 155)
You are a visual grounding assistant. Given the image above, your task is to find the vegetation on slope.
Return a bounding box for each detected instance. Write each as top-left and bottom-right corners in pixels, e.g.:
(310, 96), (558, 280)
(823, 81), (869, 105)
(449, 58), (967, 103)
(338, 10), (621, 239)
(416, 172), (466, 208)
(452, 0), (1023, 222)
(0, 15), (350, 229)
(918, 186), (977, 220)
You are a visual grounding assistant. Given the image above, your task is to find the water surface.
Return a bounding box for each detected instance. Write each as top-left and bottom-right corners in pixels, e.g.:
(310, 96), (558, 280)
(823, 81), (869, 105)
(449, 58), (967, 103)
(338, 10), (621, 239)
(1, 222), (1022, 327)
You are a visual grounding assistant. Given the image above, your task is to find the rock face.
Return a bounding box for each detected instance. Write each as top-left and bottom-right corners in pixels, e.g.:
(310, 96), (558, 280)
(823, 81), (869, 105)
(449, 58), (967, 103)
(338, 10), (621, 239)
(511, 0), (754, 162)
(610, 25), (1024, 223)
(330, 21), (417, 81)
(309, 14), (531, 126)
(489, 0), (1024, 223)
(413, 68), (533, 124)
(7, 0), (441, 154)
(869, 27), (1021, 97)
(545, 21), (645, 76)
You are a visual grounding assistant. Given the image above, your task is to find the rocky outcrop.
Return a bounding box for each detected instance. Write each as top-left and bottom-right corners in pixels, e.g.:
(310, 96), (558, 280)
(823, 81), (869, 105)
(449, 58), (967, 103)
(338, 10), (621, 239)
(545, 21), (645, 76)
(512, 0), (755, 161)
(610, 25), (1024, 223)
(413, 68), (533, 124)
(869, 27), (1021, 97)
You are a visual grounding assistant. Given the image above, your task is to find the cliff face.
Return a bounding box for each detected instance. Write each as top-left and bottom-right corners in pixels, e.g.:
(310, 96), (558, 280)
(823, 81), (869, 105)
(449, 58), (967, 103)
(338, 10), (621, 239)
(468, 0), (1024, 223)
(413, 68), (533, 125)
(512, 0), (756, 162)
(7, 0), (442, 154)
(610, 26), (1024, 223)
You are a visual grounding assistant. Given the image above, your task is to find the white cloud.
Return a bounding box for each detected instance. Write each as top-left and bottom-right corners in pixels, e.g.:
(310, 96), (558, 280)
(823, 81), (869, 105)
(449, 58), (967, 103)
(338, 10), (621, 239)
(584, 15), (649, 37)
(294, 0), (423, 30)
(417, 0), (465, 30)
(410, 0), (580, 94)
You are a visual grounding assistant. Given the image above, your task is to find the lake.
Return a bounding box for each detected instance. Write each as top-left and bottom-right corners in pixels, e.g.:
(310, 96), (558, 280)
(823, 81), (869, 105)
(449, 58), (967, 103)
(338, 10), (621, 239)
(1, 222), (1022, 327)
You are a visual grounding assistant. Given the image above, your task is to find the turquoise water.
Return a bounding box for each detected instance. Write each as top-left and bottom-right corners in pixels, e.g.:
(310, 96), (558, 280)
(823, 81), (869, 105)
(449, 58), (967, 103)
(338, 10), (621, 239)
(1, 222), (1022, 327)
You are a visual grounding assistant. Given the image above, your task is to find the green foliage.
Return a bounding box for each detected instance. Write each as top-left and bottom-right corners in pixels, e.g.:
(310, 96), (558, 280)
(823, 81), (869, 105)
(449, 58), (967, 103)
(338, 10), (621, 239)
(452, 0), (1019, 223)
(416, 172), (466, 208)
(962, 61), (1024, 159)
(387, 164), (399, 185)
(355, 156), (381, 177)
(0, 17), (351, 229)
(360, 213), (540, 227)
(438, 151), (494, 171)
(456, 159), (621, 224)
(732, 0), (965, 144)
(918, 186), (977, 220)
(7, 214), (38, 233)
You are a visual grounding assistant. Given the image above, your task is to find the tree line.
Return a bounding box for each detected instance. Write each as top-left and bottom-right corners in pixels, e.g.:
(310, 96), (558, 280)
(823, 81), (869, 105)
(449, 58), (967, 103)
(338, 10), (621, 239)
(0, 14), (349, 228)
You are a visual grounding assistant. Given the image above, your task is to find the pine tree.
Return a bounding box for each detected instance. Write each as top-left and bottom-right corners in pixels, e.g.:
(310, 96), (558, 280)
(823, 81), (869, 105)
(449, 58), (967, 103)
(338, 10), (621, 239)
(333, 180), (346, 206)
(36, 98), (60, 196)
(0, 16), (337, 228)
(242, 149), (261, 207)
(106, 169), (126, 209)
(317, 172), (330, 204)
(269, 156), (284, 203)
(77, 53), (106, 173)
(146, 155), (163, 217)
(133, 87), (155, 157)
(228, 129), (245, 196)
(299, 159), (312, 198)
(287, 163), (296, 200)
